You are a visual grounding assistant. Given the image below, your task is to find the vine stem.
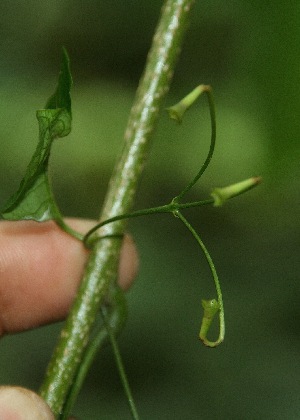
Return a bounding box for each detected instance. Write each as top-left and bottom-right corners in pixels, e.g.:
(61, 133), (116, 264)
(39, 1), (195, 417)
(60, 286), (127, 420)
(83, 198), (214, 245)
(101, 306), (140, 420)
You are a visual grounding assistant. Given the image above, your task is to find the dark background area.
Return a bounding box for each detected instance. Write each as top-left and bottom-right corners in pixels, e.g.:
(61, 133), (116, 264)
(0, 1), (299, 419)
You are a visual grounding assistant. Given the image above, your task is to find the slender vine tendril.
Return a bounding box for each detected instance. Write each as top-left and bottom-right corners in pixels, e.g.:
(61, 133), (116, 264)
(83, 199), (213, 247)
(82, 173), (259, 348)
(101, 305), (140, 420)
(81, 85), (261, 349)
(84, 85), (217, 246)
(169, 85), (216, 203)
(174, 211), (225, 347)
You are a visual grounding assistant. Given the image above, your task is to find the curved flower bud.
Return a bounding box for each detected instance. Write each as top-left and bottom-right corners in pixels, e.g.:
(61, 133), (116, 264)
(166, 85), (210, 123)
(211, 177), (262, 207)
(199, 299), (220, 347)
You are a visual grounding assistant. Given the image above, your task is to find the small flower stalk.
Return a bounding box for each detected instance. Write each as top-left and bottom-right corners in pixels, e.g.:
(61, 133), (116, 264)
(211, 177), (262, 207)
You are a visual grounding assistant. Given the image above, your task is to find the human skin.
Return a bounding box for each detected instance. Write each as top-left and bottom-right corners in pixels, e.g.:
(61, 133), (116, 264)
(0, 218), (138, 418)
(0, 218), (137, 335)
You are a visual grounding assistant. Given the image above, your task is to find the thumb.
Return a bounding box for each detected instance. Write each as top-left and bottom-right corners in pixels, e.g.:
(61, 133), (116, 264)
(0, 386), (54, 420)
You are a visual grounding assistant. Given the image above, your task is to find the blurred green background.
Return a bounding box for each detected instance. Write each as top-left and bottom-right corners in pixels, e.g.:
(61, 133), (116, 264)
(0, 1), (299, 419)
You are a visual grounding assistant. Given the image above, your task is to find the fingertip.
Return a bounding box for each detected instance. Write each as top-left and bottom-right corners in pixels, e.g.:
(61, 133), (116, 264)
(0, 219), (139, 335)
(119, 234), (139, 291)
(0, 386), (54, 419)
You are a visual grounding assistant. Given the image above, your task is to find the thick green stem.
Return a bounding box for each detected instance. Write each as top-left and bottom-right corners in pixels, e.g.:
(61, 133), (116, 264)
(40, 0), (195, 416)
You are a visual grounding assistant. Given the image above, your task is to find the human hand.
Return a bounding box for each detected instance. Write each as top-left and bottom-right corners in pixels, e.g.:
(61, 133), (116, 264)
(0, 218), (137, 335)
(0, 218), (138, 418)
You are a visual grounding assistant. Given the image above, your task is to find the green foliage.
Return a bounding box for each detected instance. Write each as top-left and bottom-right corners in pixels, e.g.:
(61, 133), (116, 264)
(0, 42), (261, 417)
(0, 2), (298, 419)
(0, 49), (72, 223)
(45, 48), (72, 116)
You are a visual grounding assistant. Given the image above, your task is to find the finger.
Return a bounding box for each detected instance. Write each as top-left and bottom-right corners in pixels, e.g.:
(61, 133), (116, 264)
(0, 219), (138, 335)
(0, 386), (54, 419)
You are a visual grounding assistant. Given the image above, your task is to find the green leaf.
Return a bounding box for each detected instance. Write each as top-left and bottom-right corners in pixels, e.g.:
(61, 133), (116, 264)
(45, 47), (72, 116)
(0, 49), (72, 222)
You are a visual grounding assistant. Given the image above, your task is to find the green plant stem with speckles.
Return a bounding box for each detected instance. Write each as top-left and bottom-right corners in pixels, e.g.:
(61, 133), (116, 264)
(39, 0), (195, 417)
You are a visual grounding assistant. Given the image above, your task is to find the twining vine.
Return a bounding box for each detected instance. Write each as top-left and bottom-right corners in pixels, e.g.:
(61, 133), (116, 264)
(0, 1), (261, 418)
(0, 50), (260, 419)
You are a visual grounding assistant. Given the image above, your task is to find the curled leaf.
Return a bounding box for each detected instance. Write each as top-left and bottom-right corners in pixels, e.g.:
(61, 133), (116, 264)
(45, 47), (72, 115)
(0, 49), (72, 223)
